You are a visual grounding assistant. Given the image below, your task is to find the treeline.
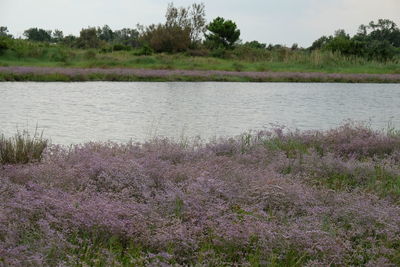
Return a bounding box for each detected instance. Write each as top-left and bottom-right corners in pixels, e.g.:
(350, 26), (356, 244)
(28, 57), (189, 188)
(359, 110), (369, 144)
(0, 3), (400, 62)
(310, 20), (400, 61)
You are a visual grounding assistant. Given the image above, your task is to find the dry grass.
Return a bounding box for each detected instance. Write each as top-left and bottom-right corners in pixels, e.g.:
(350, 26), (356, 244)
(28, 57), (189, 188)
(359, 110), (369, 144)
(0, 129), (48, 164)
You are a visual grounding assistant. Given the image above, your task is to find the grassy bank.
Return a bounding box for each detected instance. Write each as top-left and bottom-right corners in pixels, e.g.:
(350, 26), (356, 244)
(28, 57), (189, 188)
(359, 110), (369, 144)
(1, 66), (400, 83)
(1, 123), (400, 266)
(1, 40), (400, 75)
(1, 40), (400, 82)
(1, 50), (399, 74)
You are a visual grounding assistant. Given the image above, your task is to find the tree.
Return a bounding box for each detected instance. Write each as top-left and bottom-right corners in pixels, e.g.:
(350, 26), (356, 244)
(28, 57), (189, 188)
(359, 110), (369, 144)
(0, 37), (11, 55)
(98, 25), (114, 42)
(0, 26), (12, 38)
(139, 2), (205, 52)
(309, 19), (400, 61)
(114, 28), (139, 47)
(139, 23), (191, 53)
(365, 40), (397, 61)
(23, 28), (52, 42)
(76, 27), (101, 48)
(309, 36), (331, 50)
(368, 19), (400, 47)
(205, 17), (240, 49)
(355, 19), (400, 47)
(164, 2), (206, 46)
(52, 29), (64, 42)
(189, 3), (206, 44)
(243, 40), (266, 49)
(334, 29), (349, 39)
(62, 35), (77, 47)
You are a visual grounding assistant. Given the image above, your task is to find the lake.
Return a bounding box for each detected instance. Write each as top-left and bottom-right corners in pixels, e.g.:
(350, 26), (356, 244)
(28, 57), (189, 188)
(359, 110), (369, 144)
(0, 82), (399, 145)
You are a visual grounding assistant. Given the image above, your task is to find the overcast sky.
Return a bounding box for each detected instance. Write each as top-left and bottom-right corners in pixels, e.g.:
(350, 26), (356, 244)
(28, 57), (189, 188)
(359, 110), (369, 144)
(0, 0), (399, 47)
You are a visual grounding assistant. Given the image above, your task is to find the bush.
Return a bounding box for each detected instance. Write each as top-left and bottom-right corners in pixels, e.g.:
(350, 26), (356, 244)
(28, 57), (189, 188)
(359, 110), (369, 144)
(23, 28), (52, 42)
(1, 124), (400, 265)
(7, 40), (47, 59)
(0, 36), (11, 55)
(186, 48), (210, 57)
(232, 62), (245, 71)
(210, 48), (227, 58)
(365, 40), (397, 61)
(135, 44), (153, 56)
(231, 46), (271, 61)
(140, 24), (191, 53)
(76, 27), (101, 49)
(84, 50), (97, 60)
(243, 40), (266, 49)
(112, 43), (131, 51)
(50, 48), (70, 62)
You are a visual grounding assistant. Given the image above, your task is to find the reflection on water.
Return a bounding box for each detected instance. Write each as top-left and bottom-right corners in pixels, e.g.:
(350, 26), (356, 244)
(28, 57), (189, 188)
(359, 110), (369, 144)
(0, 82), (399, 144)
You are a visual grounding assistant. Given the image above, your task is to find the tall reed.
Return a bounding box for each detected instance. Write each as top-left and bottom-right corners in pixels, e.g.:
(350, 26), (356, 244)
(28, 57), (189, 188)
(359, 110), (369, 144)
(0, 129), (48, 164)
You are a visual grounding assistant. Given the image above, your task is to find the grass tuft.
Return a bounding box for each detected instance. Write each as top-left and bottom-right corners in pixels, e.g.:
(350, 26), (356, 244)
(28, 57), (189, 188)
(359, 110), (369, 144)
(0, 129), (48, 164)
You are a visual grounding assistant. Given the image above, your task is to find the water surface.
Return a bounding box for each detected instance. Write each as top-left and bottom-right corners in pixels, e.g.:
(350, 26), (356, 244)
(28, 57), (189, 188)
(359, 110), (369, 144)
(0, 82), (399, 144)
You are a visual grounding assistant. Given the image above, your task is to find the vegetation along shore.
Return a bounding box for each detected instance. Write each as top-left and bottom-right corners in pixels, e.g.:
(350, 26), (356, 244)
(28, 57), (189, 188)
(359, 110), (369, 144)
(1, 2), (400, 82)
(1, 123), (400, 265)
(1, 66), (400, 83)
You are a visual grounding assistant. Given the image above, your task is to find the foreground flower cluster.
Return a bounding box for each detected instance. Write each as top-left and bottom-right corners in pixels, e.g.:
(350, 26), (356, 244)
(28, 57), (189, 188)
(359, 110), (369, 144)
(1, 123), (400, 266)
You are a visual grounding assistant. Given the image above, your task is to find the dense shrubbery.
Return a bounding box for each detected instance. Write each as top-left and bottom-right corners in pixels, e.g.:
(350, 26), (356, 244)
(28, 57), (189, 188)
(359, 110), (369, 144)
(1, 5), (399, 66)
(138, 3), (206, 53)
(1, 123), (400, 265)
(0, 37), (11, 55)
(140, 24), (191, 53)
(23, 27), (52, 42)
(310, 20), (400, 61)
(75, 27), (103, 49)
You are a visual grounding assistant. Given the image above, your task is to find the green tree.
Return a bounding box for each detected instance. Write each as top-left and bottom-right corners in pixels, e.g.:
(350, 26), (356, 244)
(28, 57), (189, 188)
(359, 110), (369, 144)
(165, 2), (206, 46)
(23, 28), (52, 42)
(62, 35), (77, 47)
(309, 36), (331, 50)
(140, 23), (191, 53)
(52, 29), (64, 42)
(139, 2), (205, 52)
(97, 25), (114, 42)
(365, 40), (397, 61)
(310, 20), (399, 61)
(76, 27), (101, 48)
(205, 17), (240, 49)
(243, 40), (266, 49)
(0, 26), (12, 38)
(367, 19), (400, 47)
(114, 28), (139, 47)
(0, 37), (11, 55)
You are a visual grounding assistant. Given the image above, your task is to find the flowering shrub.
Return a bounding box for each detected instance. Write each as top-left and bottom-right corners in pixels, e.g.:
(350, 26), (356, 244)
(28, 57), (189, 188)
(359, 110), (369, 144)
(1, 123), (400, 266)
(1, 66), (400, 83)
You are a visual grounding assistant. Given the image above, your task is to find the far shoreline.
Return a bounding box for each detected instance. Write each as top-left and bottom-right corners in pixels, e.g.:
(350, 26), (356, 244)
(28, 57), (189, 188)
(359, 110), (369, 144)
(1, 66), (400, 83)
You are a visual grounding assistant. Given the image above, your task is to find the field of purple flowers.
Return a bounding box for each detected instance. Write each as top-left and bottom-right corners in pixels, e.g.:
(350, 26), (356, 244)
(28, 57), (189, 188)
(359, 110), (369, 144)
(1, 66), (400, 83)
(1, 123), (400, 266)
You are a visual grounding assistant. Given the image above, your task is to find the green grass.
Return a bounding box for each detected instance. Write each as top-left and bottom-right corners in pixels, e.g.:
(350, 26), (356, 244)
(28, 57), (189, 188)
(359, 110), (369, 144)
(1, 41), (400, 74)
(245, 132), (400, 201)
(56, 231), (312, 266)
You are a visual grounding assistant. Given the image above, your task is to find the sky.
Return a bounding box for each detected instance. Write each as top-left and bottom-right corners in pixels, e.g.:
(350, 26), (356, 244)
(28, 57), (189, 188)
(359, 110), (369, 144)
(0, 0), (399, 47)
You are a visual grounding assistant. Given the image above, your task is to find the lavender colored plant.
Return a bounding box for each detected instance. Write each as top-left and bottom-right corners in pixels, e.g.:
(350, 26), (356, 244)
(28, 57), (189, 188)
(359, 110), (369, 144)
(0, 123), (400, 266)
